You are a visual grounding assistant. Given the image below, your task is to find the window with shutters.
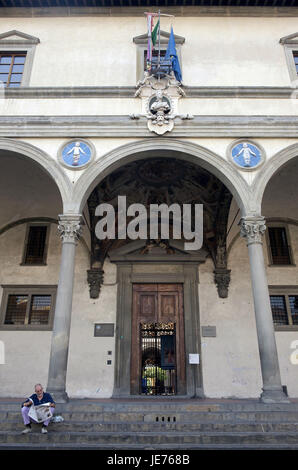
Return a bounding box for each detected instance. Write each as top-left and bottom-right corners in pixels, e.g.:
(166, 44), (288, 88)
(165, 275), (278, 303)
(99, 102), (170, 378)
(22, 224), (49, 265)
(269, 287), (298, 331)
(266, 225), (294, 266)
(0, 286), (57, 330)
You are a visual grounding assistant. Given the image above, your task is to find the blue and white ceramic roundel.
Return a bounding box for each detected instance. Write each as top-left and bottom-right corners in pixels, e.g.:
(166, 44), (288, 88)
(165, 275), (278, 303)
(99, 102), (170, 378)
(61, 140), (93, 169)
(231, 142), (262, 169)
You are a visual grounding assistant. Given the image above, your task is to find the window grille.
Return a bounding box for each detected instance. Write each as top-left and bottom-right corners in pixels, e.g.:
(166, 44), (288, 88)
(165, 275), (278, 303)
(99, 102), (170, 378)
(24, 225), (47, 264)
(0, 286), (56, 330)
(29, 295), (51, 325)
(289, 296), (298, 325)
(268, 227), (291, 265)
(270, 295), (288, 325)
(270, 290), (298, 328)
(5, 295), (28, 325)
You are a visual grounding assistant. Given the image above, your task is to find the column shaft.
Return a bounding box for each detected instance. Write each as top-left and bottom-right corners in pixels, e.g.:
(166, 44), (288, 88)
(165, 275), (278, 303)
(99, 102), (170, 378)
(47, 215), (82, 403)
(241, 216), (289, 403)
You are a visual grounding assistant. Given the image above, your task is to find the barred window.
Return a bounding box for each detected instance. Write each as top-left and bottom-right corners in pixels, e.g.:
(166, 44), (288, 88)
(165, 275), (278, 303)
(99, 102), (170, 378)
(270, 288), (298, 330)
(5, 295), (28, 325)
(0, 286), (56, 330)
(289, 296), (298, 325)
(24, 226), (47, 264)
(23, 224), (49, 265)
(270, 295), (288, 325)
(0, 53), (26, 88)
(268, 227), (292, 265)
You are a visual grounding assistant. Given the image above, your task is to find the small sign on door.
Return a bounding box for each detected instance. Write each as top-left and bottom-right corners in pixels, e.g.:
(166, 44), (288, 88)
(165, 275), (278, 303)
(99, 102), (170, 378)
(189, 353), (200, 364)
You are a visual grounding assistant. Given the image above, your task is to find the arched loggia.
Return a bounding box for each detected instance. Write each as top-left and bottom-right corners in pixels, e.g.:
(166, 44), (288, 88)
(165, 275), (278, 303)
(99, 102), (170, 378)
(253, 143), (298, 214)
(0, 138), (73, 212)
(72, 138), (251, 216)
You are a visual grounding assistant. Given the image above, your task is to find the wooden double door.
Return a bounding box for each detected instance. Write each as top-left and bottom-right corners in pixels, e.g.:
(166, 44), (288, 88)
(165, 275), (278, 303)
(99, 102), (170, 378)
(131, 284), (186, 395)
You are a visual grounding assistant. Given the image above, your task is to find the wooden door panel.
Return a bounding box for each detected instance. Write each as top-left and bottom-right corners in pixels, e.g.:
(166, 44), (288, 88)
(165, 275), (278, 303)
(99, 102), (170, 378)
(158, 293), (178, 321)
(139, 293), (157, 319)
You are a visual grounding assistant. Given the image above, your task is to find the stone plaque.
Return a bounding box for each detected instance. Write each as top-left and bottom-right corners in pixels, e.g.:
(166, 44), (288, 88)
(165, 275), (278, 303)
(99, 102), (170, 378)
(202, 326), (216, 337)
(94, 323), (114, 337)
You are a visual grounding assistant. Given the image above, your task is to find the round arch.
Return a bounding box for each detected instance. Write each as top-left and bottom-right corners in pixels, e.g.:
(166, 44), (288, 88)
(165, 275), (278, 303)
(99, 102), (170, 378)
(0, 138), (72, 211)
(252, 143), (298, 213)
(73, 138), (251, 215)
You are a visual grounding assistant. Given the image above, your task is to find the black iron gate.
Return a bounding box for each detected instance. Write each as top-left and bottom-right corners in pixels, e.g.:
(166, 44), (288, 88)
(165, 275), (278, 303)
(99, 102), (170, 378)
(140, 322), (177, 396)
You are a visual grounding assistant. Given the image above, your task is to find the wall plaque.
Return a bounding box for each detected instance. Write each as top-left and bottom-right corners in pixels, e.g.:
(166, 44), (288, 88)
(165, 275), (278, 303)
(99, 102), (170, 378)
(94, 323), (114, 337)
(202, 326), (216, 337)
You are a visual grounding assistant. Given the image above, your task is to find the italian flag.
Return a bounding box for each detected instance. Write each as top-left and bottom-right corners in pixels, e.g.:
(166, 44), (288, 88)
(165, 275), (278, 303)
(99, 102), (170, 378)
(151, 19), (160, 47)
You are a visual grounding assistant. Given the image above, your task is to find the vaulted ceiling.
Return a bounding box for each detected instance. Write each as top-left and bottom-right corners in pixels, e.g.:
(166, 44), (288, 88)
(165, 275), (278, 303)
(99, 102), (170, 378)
(87, 157), (233, 297)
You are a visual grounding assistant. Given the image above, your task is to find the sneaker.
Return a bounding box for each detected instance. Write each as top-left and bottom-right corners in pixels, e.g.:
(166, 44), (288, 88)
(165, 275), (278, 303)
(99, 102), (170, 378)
(21, 426), (32, 434)
(41, 426), (48, 434)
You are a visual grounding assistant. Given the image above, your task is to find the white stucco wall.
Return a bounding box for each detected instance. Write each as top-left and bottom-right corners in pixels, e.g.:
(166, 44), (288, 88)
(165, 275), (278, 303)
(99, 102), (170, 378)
(199, 241), (263, 398)
(66, 258), (117, 398)
(0, 15), (297, 87)
(0, 224), (60, 397)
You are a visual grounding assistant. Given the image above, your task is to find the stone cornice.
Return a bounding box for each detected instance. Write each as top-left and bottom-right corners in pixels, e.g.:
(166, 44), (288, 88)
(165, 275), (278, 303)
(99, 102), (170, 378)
(0, 6), (297, 18)
(0, 115), (297, 138)
(2, 86), (298, 100)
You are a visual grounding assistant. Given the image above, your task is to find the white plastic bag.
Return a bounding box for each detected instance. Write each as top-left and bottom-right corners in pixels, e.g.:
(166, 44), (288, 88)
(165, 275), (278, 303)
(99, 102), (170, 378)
(51, 415), (64, 423)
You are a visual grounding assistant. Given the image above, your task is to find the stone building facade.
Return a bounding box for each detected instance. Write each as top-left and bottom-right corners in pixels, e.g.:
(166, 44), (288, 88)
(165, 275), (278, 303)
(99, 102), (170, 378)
(0, 1), (297, 403)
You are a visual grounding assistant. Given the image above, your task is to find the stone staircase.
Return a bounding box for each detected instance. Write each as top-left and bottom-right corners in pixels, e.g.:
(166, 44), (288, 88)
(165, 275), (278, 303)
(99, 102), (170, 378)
(1, 399), (298, 449)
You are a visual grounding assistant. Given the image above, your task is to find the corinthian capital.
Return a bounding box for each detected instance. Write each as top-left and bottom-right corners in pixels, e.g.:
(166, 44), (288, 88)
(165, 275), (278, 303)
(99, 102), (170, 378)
(58, 214), (83, 243)
(240, 216), (266, 245)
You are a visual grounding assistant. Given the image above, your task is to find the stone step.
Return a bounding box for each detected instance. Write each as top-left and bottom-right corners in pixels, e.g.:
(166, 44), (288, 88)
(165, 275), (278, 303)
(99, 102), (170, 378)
(3, 410), (298, 423)
(1, 430), (298, 446)
(2, 400), (298, 412)
(1, 442), (298, 450)
(3, 420), (298, 433)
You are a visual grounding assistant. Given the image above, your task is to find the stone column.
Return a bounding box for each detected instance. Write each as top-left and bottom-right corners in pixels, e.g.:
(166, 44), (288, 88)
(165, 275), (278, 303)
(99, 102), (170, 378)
(240, 216), (289, 403)
(47, 214), (82, 403)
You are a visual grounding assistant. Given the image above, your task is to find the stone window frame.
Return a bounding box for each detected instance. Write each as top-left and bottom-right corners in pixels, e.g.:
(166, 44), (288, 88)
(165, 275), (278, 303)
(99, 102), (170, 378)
(0, 30), (40, 87)
(279, 32), (298, 84)
(0, 285), (57, 331)
(265, 222), (295, 267)
(133, 30), (185, 82)
(21, 222), (51, 266)
(269, 285), (298, 332)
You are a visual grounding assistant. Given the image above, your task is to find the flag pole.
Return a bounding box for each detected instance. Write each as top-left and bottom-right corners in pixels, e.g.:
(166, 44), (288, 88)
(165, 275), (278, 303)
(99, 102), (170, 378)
(158, 9), (161, 74)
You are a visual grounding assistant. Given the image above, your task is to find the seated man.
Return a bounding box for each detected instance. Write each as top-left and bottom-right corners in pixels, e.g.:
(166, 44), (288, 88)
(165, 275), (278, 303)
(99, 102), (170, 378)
(21, 383), (55, 434)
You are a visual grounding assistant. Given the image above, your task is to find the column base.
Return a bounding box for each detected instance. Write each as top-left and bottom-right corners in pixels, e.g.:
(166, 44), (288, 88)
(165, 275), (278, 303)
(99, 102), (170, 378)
(260, 388), (290, 404)
(47, 389), (69, 403)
